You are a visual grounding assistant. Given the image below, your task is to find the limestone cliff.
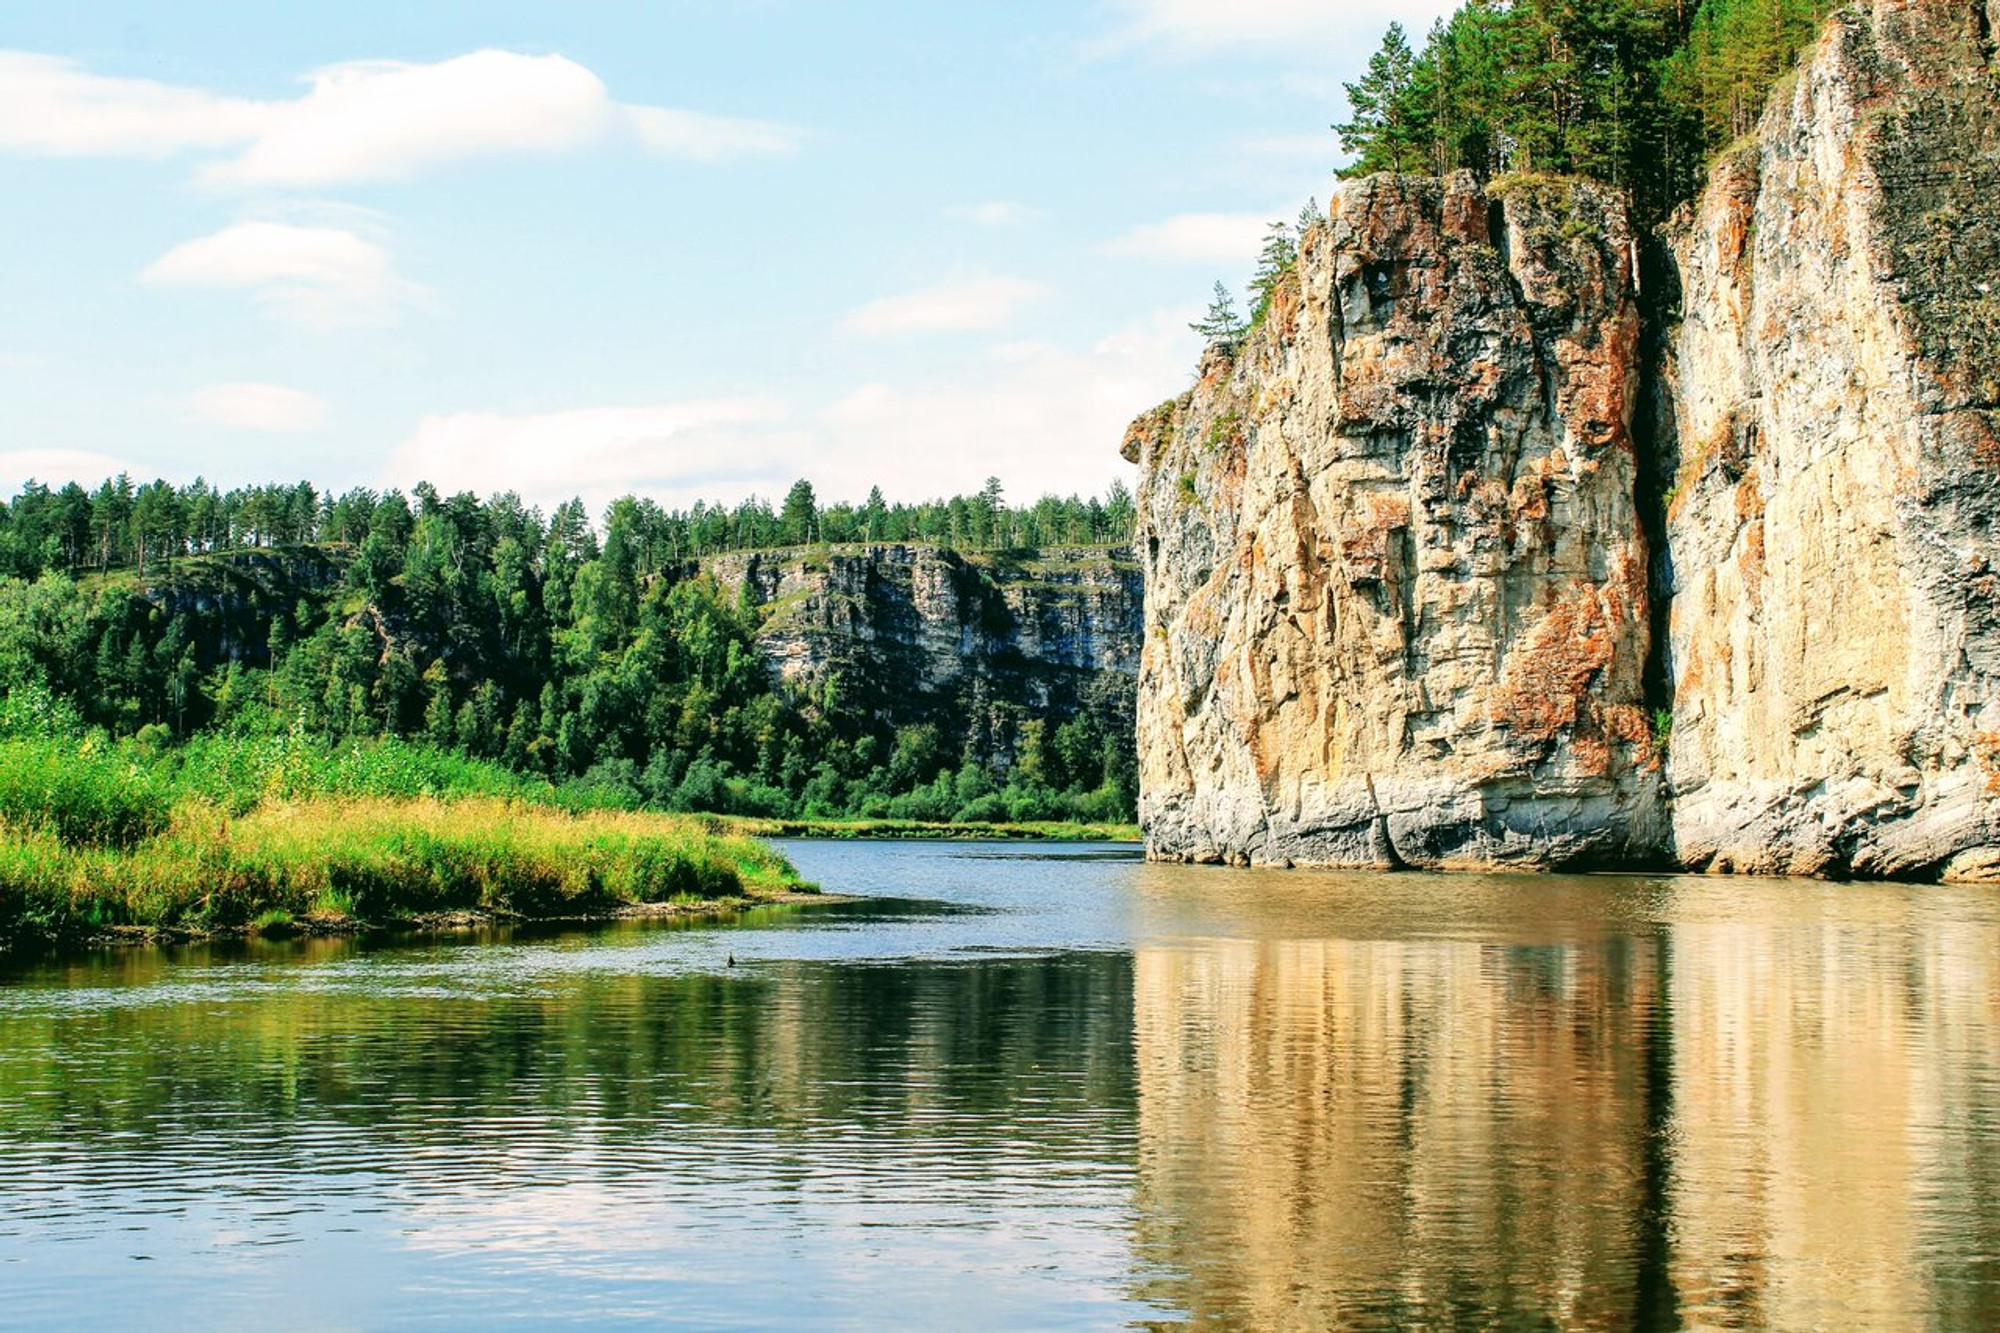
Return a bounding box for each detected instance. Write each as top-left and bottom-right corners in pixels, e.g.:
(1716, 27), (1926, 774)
(1661, 0), (2000, 878)
(701, 544), (1140, 754)
(1130, 173), (1658, 868)
(1128, 0), (2000, 878)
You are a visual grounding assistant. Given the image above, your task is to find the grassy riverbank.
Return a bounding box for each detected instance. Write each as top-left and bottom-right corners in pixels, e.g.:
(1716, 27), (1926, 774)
(718, 815), (1141, 842)
(0, 733), (809, 947)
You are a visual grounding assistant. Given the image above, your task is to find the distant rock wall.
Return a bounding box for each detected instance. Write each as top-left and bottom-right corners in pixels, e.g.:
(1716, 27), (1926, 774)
(1127, 0), (2000, 879)
(700, 544), (1141, 747)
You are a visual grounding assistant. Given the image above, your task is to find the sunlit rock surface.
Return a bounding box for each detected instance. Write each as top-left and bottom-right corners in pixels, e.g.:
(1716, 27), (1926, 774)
(1128, 0), (2000, 878)
(1129, 173), (1658, 869)
(1661, 0), (2000, 877)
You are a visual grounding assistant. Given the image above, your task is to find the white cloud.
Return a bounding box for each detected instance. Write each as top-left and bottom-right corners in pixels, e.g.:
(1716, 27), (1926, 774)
(817, 309), (1199, 500)
(624, 105), (804, 162)
(378, 310), (1200, 514)
(140, 221), (427, 328)
(183, 382), (329, 432)
(0, 52), (264, 157)
(203, 52), (612, 187)
(841, 276), (1048, 336)
(0, 48), (801, 186)
(0, 448), (149, 493)
(1096, 0), (1459, 58)
(943, 201), (1046, 227)
(1101, 211), (1274, 265)
(385, 401), (810, 515)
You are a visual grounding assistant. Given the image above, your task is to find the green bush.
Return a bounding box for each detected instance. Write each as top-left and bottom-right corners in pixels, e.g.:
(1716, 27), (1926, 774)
(0, 740), (171, 848)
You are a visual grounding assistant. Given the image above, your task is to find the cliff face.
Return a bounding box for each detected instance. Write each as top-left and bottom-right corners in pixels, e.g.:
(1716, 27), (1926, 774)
(1129, 0), (2000, 878)
(1130, 173), (1658, 868)
(1663, 0), (2000, 879)
(701, 544), (1141, 748)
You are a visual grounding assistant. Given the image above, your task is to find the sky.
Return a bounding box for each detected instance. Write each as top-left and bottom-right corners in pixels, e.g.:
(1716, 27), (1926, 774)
(0, 0), (1454, 516)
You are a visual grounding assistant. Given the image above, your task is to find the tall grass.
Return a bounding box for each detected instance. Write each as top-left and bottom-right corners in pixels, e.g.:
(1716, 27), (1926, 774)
(0, 732), (808, 943)
(0, 741), (170, 847)
(147, 730), (552, 813)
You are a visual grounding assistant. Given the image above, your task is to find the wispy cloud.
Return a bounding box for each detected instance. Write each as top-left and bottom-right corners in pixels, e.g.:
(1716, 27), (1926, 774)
(140, 221), (429, 328)
(0, 448), (152, 493)
(841, 276), (1048, 336)
(1100, 211), (1273, 265)
(818, 308), (1199, 499)
(943, 201), (1047, 227)
(376, 307), (1201, 513)
(385, 401), (807, 514)
(0, 51), (263, 157)
(183, 382), (329, 432)
(624, 105), (804, 162)
(0, 49), (802, 186)
(1093, 0), (1459, 59)
(1236, 131), (1337, 162)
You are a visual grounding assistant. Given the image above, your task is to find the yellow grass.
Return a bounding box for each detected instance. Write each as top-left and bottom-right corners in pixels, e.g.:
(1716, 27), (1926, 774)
(0, 795), (809, 942)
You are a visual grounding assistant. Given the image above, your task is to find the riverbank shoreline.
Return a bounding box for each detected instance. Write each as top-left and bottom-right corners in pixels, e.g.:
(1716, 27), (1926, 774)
(716, 816), (1140, 843)
(44, 887), (841, 953)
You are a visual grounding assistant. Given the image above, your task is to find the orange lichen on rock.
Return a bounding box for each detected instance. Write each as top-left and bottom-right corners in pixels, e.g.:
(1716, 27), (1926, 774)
(1495, 589), (1620, 742)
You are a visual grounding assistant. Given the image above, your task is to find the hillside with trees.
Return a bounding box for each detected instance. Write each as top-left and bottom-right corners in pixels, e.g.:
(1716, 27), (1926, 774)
(0, 475), (1140, 827)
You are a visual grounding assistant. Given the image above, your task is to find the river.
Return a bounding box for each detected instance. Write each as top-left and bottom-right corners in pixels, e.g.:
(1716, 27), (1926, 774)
(1, 841), (1995, 1329)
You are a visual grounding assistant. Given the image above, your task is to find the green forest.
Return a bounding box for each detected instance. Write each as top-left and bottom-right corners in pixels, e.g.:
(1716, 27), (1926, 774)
(0, 474), (1139, 829)
(1338, 0), (1837, 223)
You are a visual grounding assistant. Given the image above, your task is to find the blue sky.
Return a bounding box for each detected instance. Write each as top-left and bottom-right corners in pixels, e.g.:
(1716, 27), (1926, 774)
(0, 0), (1450, 514)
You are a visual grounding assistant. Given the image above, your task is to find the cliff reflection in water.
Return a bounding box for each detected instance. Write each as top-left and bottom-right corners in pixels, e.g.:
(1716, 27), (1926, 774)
(1126, 868), (2000, 1330)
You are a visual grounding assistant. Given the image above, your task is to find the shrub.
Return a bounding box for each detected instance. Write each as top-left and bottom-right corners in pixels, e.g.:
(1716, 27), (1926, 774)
(0, 740), (171, 848)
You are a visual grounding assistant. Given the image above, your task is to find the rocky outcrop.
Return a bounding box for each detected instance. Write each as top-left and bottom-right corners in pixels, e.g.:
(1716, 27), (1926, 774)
(1128, 0), (2000, 878)
(701, 544), (1140, 747)
(136, 548), (347, 668)
(1129, 173), (1659, 869)
(1661, 0), (2000, 879)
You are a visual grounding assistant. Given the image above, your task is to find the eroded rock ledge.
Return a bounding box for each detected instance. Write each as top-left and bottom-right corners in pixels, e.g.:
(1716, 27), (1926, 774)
(1128, 0), (2000, 879)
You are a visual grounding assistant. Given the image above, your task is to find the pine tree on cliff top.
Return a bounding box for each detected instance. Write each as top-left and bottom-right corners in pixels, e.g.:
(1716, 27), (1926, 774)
(1191, 282), (1247, 344)
(1337, 22), (1424, 173)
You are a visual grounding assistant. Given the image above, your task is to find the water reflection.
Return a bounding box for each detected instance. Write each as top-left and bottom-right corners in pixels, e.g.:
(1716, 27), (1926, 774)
(0, 910), (1146, 1328)
(0, 845), (1995, 1329)
(1125, 867), (2000, 1330)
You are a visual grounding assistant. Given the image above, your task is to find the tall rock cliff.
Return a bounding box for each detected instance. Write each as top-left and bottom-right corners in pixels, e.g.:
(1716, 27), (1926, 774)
(701, 544), (1141, 755)
(1128, 0), (2000, 878)
(1128, 173), (1658, 868)
(1662, 0), (2000, 878)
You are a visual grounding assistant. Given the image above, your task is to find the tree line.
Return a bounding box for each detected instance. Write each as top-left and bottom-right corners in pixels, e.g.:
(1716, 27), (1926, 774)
(0, 473), (1136, 581)
(0, 475), (1139, 826)
(1337, 0), (1837, 226)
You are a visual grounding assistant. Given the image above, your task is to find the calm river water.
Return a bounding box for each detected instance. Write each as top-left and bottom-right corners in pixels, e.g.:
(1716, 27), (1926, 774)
(1, 841), (1996, 1329)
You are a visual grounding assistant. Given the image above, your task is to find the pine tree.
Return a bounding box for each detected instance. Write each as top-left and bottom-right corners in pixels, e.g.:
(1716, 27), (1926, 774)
(780, 478), (818, 545)
(1248, 222), (1300, 323)
(1190, 282), (1248, 344)
(1337, 23), (1424, 173)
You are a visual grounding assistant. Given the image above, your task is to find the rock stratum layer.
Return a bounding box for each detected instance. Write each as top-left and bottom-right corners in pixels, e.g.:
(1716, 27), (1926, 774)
(1129, 0), (2000, 878)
